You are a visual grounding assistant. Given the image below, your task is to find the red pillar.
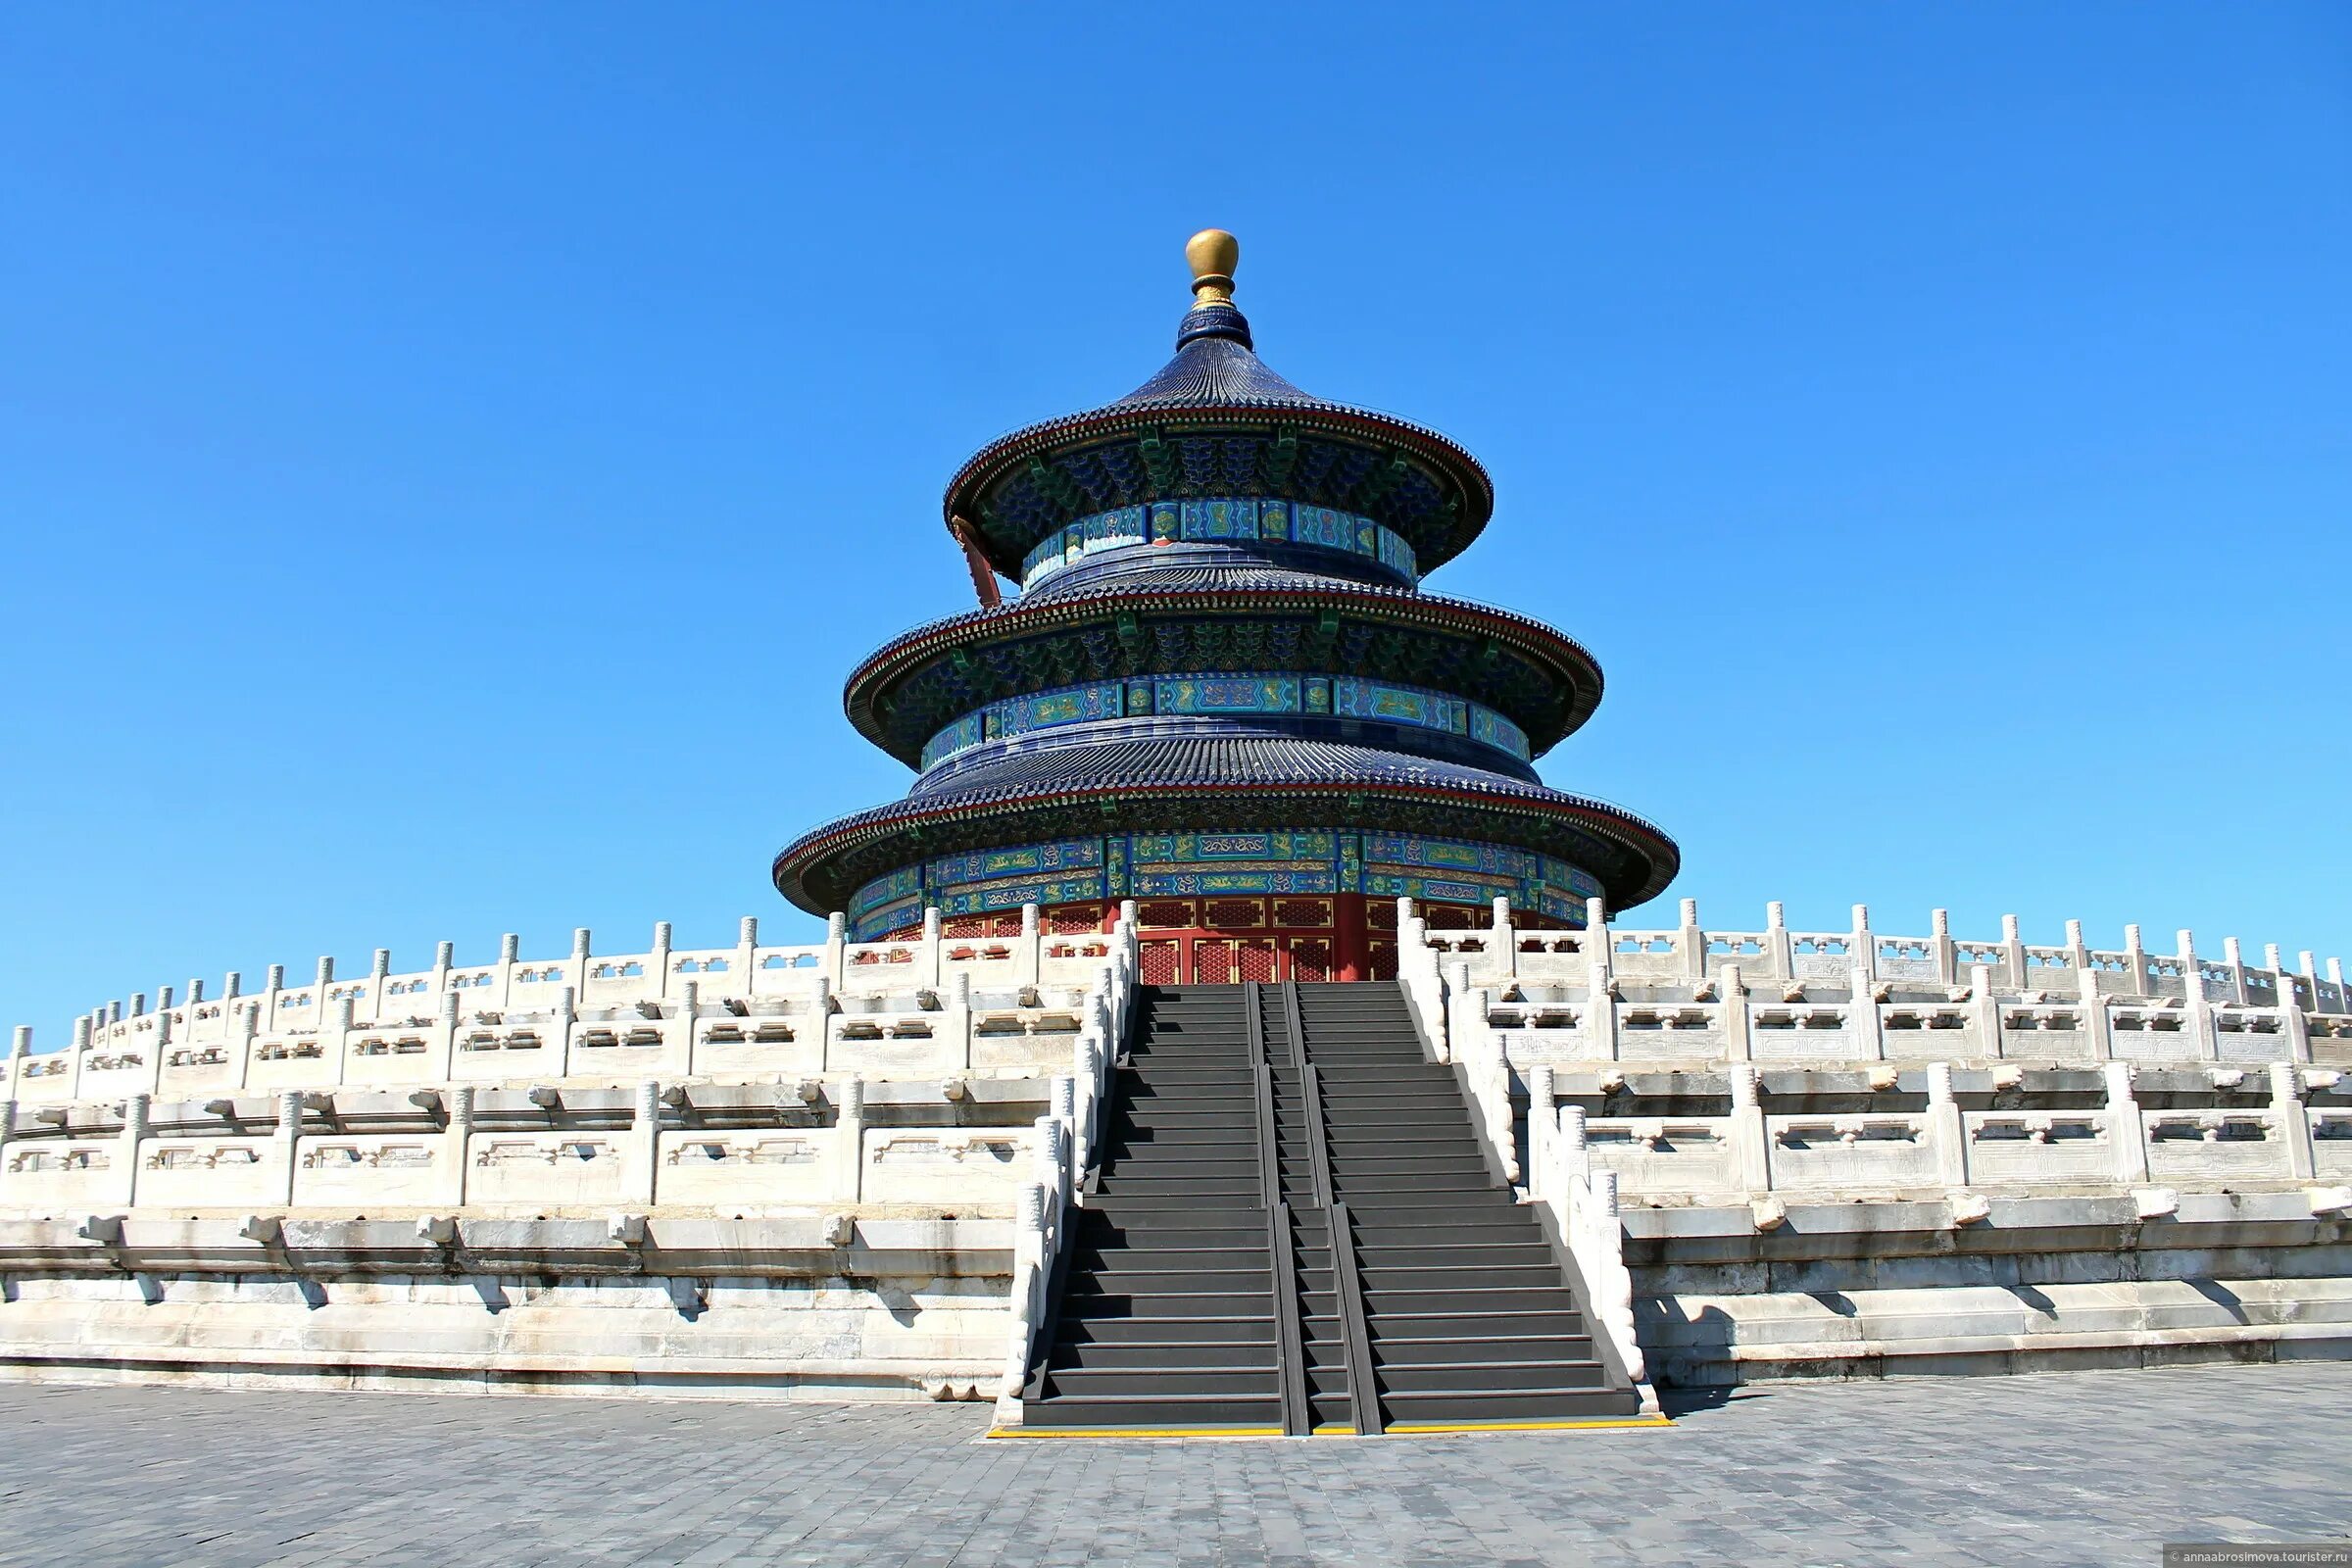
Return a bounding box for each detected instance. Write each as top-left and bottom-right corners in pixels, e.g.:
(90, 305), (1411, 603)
(1335, 892), (1368, 983)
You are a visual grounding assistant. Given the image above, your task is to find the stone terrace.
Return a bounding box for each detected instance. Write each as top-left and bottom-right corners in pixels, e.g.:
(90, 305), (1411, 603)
(0, 1363), (2344, 1566)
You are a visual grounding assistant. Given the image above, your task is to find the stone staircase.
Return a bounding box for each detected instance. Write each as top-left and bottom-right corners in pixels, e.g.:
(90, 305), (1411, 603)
(1019, 981), (1641, 1434)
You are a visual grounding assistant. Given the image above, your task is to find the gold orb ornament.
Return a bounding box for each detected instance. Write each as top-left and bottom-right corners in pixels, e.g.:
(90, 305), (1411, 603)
(1186, 228), (1239, 305)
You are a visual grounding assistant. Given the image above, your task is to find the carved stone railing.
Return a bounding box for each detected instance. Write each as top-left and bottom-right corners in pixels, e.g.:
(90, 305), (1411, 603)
(1401, 896), (2348, 1076)
(4, 906), (1130, 1106)
(995, 913), (1138, 1426)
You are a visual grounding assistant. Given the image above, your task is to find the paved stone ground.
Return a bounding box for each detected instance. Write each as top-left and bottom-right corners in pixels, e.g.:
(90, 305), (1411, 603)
(0, 1364), (2345, 1566)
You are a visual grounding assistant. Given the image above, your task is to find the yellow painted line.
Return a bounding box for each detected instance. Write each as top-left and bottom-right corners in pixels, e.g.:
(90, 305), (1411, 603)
(986, 1425), (1286, 1440)
(1383, 1415), (1674, 1434)
(987, 1415), (1674, 1440)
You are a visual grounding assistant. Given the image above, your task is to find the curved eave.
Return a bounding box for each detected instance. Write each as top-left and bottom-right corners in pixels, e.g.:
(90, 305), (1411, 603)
(940, 404), (1495, 577)
(773, 778), (1678, 917)
(843, 584), (1605, 764)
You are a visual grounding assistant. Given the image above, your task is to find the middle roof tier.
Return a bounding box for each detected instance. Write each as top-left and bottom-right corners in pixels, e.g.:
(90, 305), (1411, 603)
(845, 558), (1606, 769)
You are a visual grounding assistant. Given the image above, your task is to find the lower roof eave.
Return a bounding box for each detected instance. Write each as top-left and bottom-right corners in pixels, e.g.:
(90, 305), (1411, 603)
(772, 780), (1678, 918)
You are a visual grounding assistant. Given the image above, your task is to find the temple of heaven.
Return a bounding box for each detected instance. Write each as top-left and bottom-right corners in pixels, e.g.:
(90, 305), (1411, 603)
(773, 231), (1678, 984)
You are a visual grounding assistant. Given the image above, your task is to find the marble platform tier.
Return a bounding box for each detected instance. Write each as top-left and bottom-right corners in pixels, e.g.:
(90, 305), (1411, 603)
(1386, 896), (2352, 1390)
(0, 909), (1139, 1401)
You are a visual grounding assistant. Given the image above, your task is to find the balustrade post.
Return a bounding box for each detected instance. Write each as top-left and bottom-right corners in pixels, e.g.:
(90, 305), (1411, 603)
(2278, 974), (2314, 1064)
(628, 1080), (661, 1204)
(1851, 905), (1876, 984)
(1071, 1034), (1104, 1177)
(833, 1076), (867, 1202)
(1721, 965), (1751, 1061)
(1999, 915), (2027, 989)
(1678, 898), (1705, 980)
(743, 915), (768, 995)
(921, 906), (943, 987)
(1728, 1062), (1770, 1192)
(2077, 958), (2115, 1060)
(1585, 896), (1612, 994)
(430, 942), (454, 1009)
(2124, 925), (2149, 997)
(650, 921), (673, 999)
(1970, 963), (2002, 1060)
(2179, 930), (2219, 1060)
(2064, 918), (2092, 975)
(367, 948), (391, 1025)
(1926, 1063), (1967, 1187)
(1584, 1168), (1643, 1388)
(324, 996), (355, 1087)
(234, 1003), (259, 1090)
(275, 1090), (304, 1205)
(997, 1180), (1050, 1416)
(1557, 1102), (1590, 1187)
(1016, 904), (1043, 986)
(2104, 1062), (2148, 1185)
(1490, 896), (1517, 981)
(1764, 901), (1792, 982)
(552, 986), (577, 1080)
(117, 1093), (149, 1209)
(493, 936), (518, 1010)
(1931, 908), (1956, 986)
(442, 1086), (473, 1207)
(2221, 938), (2250, 1007)
(1527, 1064), (1556, 1203)
(2272, 1062), (2316, 1181)
(433, 991), (461, 1082)
(568, 927), (593, 999)
(144, 1008), (169, 1097)
(69, 1015), (93, 1100)
(675, 980), (702, 1076)
(1849, 955), (1885, 1061)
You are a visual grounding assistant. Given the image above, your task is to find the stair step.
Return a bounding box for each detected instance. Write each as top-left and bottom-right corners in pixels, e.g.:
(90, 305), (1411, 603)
(1064, 1291), (1276, 1318)
(1350, 1242), (1556, 1269)
(1368, 1309), (1594, 1340)
(1349, 1215), (1544, 1242)
(1043, 1366), (1281, 1398)
(1362, 1285), (1582, 1314)
(1317, 1184), (1514, 1212)
(1080, 1268), (1273, 1295)
(1356, 1264), (1565, 1293)
(1370, 1359), (1611, 1394)
(1022, 1393), (1285, 1430)
(1322, 1173), (1500, 1195)
(1077, 1213), (1270, 1244)
(1050, 1339), (1278, 1370)
(1054, 1315), (1274, 1345)
(1372, 1335), (1600, 1365)
(1378, 1387), (1643, 1424)
(1081, 1204), (1273, 1224)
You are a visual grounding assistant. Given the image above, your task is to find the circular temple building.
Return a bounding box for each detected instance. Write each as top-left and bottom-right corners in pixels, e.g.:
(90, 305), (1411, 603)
(774, 231), (1678, 983)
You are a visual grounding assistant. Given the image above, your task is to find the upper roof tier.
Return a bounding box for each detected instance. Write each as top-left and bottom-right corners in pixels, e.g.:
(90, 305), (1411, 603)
(943, 231), (1494, 582)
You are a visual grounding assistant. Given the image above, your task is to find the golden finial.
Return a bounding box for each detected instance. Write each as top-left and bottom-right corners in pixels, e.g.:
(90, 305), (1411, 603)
(1186, 228), (1240, 306)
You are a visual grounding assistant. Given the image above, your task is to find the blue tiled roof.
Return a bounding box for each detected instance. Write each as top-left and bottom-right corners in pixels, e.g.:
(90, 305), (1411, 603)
(900, 734), (1550, 803)
(1110, 312), (1327, 410)
(940, 302), (1494, 578)
(800, 733), (1674, 858)
(1017, 557), (1396, 604)
(773, 733), (1680, 913)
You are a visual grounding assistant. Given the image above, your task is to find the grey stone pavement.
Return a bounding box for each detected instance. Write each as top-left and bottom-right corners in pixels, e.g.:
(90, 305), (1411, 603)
(0, 1364), (2345, 1567)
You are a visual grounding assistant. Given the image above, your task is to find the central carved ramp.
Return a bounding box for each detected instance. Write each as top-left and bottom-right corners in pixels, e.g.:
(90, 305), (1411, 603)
(1019, 982), (1641, 1434)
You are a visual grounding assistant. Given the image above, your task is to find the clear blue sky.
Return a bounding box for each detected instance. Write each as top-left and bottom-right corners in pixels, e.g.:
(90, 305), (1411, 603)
(4, 5), (2348, 1045)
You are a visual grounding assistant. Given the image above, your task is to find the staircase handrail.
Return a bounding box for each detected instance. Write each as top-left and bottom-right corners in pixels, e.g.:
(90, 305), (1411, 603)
(994, 907), (1138, 1427)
